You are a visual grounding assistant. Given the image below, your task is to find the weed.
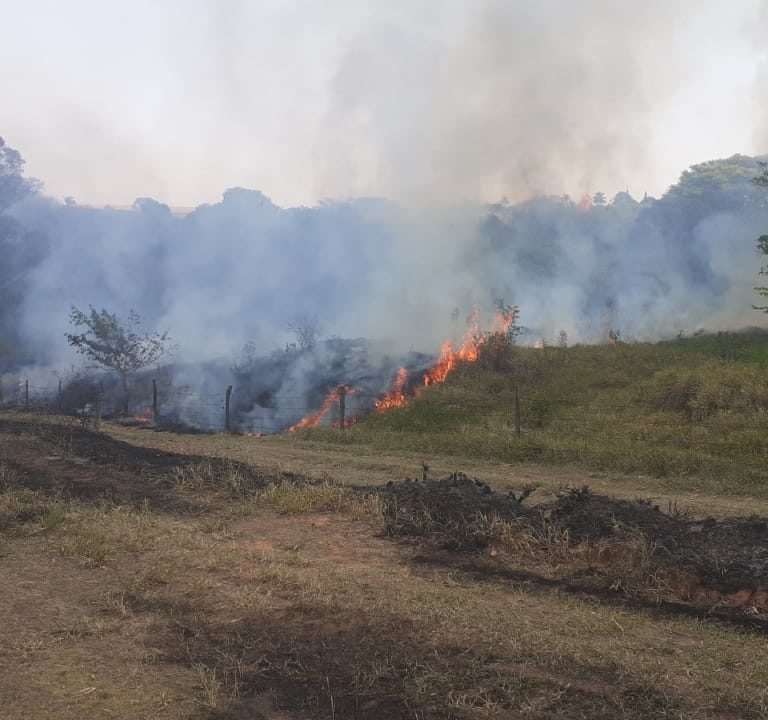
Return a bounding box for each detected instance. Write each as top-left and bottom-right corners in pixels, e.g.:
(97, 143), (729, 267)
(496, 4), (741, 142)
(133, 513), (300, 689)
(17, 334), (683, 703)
(256, 480), (382, 519)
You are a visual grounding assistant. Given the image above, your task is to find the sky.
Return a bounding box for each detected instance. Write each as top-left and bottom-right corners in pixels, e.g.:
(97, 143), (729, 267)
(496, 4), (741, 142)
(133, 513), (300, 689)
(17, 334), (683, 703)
(1, 0), (766, 208)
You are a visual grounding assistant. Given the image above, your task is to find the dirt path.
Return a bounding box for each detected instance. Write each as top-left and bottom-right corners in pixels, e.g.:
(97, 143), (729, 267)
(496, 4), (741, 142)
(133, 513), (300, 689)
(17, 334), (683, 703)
(106, 423), (768, 519)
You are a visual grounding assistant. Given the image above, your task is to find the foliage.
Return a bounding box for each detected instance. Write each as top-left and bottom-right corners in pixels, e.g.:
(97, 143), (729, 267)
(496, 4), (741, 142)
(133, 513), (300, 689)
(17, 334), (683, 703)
(65, 306), (171, 414)
(0, 136), (39, 211)
(756, 234), (768, 311)
(751, 161), (768, 311)
(494, 298), (523, 344)
(671, 154), (763, 200)
(286, 315), (321, 352)
(475, 300), (522, 371)
(303, 330), (768, 494)
(232, 340), (260, 375)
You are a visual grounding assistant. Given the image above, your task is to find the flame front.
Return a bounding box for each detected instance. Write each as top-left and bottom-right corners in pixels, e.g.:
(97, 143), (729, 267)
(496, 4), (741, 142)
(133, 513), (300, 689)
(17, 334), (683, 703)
(291, 307), (516, 431)
(136, 407), (155, 423)
(375, 367), (409, 411)
(289, 385), (358, 432)
(424, 307), (481, 387)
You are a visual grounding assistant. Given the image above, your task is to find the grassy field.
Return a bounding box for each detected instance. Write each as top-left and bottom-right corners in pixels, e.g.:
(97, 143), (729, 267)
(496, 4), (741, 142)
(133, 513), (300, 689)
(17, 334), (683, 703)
(298, 328), (768, 497)
(2, 331), (768, 719)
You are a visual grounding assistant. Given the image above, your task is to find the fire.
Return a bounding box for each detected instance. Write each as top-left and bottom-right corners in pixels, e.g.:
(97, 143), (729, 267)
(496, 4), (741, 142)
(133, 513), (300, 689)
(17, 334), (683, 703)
(289, 385), (358, 432)
(375, 367), (409, 411)
(424, 308), (481, 387)
(333, 416), (358, 429)
(136, 407), (155, 423)
(290, 306), (517, 431)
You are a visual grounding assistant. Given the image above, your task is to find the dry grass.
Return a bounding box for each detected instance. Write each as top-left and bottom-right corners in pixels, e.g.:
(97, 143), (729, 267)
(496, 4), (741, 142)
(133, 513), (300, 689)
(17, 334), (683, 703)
(255, 479), (383, 519)
(2, 412), (768, 719)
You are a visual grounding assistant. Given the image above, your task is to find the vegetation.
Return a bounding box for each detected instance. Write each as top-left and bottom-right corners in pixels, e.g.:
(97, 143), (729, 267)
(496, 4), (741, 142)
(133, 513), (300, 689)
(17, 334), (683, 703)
(66, 306), (171, 415)
(298, 329), (768, 496)
(2, 411), (768, 719)
(751, 160), (768, 311)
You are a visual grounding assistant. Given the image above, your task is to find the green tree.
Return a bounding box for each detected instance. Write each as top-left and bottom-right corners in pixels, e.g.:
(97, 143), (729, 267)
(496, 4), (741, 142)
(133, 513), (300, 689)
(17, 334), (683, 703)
(66, 306), (171, 415)
(751, 162), (768, 312)
(0, 136), (39, 211)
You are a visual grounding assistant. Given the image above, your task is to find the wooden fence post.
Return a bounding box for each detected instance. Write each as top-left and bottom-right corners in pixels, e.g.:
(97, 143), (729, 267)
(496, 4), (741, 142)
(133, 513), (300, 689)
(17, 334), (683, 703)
(94, 391), (103, 431)
(514, 385), (521, 439)
(25, 380), (29, 410)
(57, 379), (62, 414)
(152, 379), (158, 423)
(225, 385), (233, 432)
(338, 385), (346, 431)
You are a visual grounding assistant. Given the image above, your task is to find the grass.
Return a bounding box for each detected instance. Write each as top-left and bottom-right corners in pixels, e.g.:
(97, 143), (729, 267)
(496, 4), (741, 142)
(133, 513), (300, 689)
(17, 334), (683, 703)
(295, 329), (768, 495)
(255, 479), (382, 518)
(0, 420), (768, 720)
(2, 365), (768, 718)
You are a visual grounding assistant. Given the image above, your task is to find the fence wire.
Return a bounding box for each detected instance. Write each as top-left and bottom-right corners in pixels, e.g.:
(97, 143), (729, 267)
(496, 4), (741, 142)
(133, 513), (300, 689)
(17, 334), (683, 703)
(2, 381), (765, 475)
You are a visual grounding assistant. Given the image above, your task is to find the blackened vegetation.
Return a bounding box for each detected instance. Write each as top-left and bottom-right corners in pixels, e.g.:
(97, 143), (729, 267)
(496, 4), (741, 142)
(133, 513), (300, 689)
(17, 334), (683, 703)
(0, 416), (273, 514)
(377, 473), (768, 618)
(151, 603), (676, 720)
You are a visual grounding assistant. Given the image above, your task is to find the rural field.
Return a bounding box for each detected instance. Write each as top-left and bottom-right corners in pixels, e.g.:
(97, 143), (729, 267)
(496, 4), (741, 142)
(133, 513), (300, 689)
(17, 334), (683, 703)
(2, 336), (768, 720)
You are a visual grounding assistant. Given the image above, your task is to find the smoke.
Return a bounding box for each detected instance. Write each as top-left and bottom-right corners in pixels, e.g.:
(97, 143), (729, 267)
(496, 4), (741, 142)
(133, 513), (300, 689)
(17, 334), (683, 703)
(2, 148), (768, 429)
(751, 3), (768, 151)
(1, 0), (767, 428)
(318, 0), (761, 204)
(6, 156), (768, 359)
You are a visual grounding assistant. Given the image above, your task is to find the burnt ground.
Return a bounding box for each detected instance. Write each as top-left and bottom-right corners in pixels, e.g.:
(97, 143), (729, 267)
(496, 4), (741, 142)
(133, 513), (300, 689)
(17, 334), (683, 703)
(3, 413), (768, 719)
(0, 416), (289, 515)
(377, 473), (768, 616)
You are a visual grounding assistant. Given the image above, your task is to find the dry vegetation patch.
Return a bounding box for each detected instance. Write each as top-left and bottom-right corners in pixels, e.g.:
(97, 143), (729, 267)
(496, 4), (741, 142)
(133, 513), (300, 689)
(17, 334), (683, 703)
(2, 413), (768, 719)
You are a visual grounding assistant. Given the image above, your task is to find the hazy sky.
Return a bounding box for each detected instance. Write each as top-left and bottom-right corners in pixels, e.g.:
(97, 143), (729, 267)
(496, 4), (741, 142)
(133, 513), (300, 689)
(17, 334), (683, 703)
(1, 0), (766, 207)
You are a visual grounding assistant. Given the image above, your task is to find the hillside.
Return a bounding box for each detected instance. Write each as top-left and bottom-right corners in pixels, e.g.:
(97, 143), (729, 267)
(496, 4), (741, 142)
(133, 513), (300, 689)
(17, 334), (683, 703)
(298, 329), (768, 495)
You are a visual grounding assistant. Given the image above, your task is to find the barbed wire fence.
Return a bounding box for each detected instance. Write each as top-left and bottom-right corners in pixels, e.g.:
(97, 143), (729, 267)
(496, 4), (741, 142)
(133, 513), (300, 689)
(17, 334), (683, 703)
(2, 378), (765, 476)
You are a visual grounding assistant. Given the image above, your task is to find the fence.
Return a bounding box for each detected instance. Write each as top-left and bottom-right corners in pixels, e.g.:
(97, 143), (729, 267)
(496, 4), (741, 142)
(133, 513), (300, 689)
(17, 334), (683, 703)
(0, 378), (357, 434)
(2, 378), (766, 480)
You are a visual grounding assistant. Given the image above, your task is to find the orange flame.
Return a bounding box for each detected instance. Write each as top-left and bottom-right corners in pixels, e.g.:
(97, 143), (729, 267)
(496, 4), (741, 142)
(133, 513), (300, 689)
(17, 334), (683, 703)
(424, 307), (482, 387)
(289, 385), (358, 432)
(375, 367), (409, 411)
(136, 407), (155, 423)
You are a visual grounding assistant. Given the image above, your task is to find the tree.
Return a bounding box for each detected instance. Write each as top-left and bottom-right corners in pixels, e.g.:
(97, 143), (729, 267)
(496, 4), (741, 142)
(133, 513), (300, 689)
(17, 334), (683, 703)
(0, 136), (39, 211)
(751, 162), (768, 312)
(286, 315), (321, 352)
(66, 306), (171, 415)
(593, 191), (607, 206)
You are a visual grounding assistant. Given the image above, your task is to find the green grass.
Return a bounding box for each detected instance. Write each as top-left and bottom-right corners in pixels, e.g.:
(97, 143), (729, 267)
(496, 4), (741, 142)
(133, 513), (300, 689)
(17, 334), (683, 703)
(296, 330), (768, 494)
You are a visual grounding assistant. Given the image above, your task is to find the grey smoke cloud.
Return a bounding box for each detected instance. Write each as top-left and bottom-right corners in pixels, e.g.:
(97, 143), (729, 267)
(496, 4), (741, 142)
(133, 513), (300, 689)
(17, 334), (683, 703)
(1, 1), (764, 207)
(318, 0), (761, 204)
